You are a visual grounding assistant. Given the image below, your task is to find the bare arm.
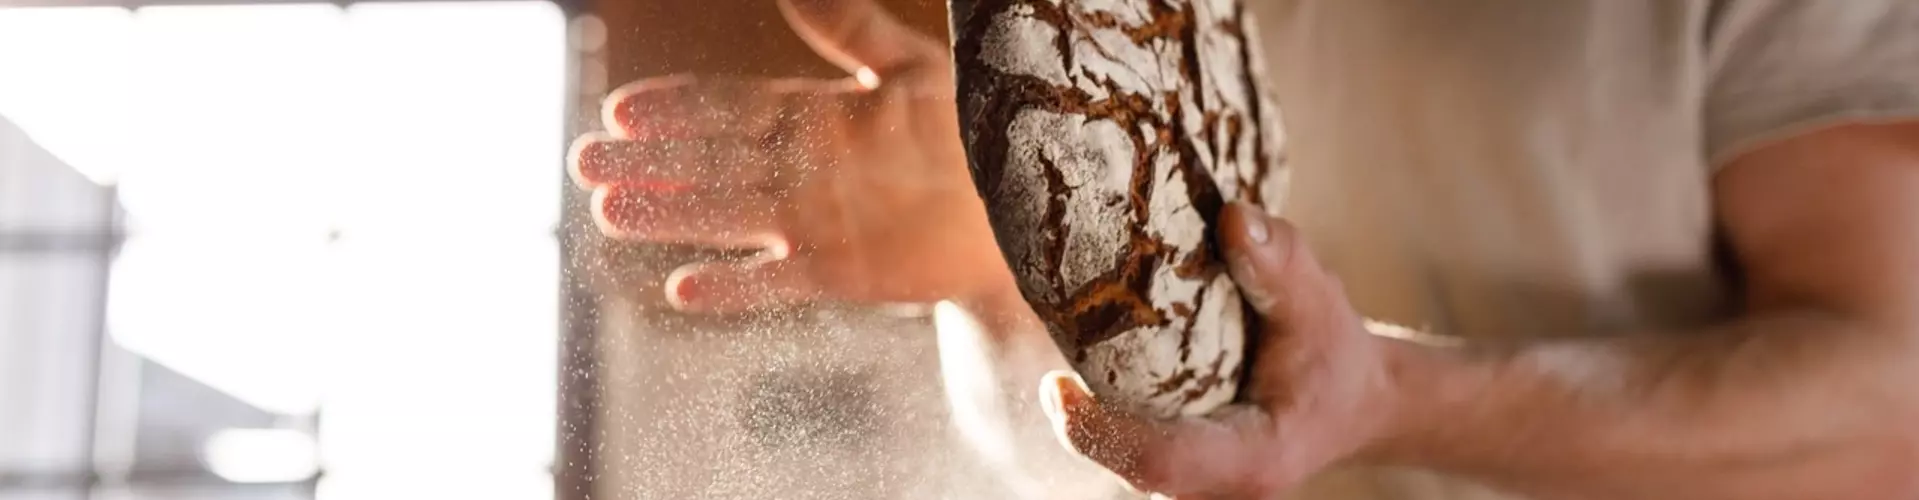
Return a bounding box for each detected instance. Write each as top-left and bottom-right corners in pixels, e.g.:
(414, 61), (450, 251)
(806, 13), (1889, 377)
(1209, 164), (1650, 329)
(1383, 122), (1919, 500)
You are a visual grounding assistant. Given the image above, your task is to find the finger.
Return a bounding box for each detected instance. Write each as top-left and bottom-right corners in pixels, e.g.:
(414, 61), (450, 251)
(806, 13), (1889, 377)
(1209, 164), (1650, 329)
(567, 132), (777, 189)
(776, 0), (944, 77)
(601, 75), (795, 141)
(592, 183), (786, 248)
(1042, 371), (1275, 497)
(665, 257), (817, 313)
(1218, 201), (1337, 322)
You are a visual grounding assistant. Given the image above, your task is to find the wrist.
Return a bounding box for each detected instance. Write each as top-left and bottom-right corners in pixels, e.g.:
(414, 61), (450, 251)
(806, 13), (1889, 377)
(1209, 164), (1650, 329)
(1355, 326), (1487, 468)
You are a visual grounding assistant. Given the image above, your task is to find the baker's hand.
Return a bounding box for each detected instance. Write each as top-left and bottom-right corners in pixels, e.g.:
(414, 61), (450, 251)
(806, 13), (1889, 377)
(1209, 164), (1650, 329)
(1040, 202), (1411, 498)
(568, 0), (1011, 313)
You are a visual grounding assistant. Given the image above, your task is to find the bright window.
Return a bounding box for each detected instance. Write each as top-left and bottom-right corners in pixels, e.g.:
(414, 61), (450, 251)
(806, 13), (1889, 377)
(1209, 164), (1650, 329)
(0, 3), (565, 499)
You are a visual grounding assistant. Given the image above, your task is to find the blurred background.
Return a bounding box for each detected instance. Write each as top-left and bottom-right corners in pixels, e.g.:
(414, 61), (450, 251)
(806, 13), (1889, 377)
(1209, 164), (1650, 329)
(0, 2), (569, 499)
(0, 1), (983, 500)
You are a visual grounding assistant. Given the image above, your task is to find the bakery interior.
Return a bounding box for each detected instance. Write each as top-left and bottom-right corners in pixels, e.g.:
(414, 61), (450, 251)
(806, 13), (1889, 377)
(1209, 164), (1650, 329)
(0, 0), (1009, 499)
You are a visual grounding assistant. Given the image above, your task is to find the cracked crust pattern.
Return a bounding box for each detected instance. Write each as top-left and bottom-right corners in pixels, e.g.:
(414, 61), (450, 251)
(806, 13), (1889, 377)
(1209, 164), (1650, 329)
(952, 0), (1288, 418)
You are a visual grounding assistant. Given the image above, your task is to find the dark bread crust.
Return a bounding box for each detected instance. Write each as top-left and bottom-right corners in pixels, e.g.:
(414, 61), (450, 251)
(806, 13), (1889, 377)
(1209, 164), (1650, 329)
(951, 0), (1287, 418)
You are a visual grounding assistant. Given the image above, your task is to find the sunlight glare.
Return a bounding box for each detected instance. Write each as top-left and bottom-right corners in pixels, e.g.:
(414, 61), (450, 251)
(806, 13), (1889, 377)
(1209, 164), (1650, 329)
(1, 2), (565, 499)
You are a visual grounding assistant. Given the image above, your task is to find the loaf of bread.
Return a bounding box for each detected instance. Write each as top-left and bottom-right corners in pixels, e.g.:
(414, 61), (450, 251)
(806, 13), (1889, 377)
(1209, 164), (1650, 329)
(950, 0), (1287, 419)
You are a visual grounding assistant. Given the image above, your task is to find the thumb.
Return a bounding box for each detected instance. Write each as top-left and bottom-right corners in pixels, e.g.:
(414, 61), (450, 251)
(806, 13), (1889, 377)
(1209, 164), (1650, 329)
(1041, 371), (1277, 497)
(776, 0), (945, 78)
(1219, 201), (1345, 327)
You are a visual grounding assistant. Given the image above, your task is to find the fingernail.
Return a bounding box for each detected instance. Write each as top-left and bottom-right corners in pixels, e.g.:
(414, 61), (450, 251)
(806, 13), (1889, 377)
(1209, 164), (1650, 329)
(1236, 202), (1269, 244)
(590, 186), (627, 236)
(1040, 370), (1090, 417)
(1051, 371), (1095, 413)
(854, 67), (881, 89)
(570, 140), (611, 183)
(595, 185), (653, 237)
(618, 94), (691, 140)
(1038, 377), (1063, 423)
(1063, 371), (1092, 398)
(663, 267), (703, 310)
(1041, 371), (1088, 454)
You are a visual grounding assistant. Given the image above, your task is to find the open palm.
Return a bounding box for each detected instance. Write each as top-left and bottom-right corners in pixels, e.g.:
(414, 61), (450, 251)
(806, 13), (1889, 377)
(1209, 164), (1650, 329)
(567, 0), (1011, 313)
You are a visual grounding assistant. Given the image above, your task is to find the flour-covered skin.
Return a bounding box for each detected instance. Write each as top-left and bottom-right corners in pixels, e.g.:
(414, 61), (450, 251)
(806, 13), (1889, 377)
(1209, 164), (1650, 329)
(566, 0), (1132, 496)
(953, 0), (1286, 419)
(568, 0), (1011, 315)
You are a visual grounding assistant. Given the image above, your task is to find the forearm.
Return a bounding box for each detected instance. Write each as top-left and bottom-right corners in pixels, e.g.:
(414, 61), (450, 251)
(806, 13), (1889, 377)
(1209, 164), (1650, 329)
(1383, 311), (1919, 499)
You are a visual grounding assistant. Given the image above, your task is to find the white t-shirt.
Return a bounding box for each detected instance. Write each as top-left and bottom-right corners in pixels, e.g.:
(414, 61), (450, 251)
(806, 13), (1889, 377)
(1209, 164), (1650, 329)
(1249, 0), (1919, 497)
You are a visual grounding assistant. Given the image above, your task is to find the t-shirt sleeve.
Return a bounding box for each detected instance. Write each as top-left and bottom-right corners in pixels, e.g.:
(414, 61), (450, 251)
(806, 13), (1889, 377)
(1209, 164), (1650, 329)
(1704, 0), (1919, 167)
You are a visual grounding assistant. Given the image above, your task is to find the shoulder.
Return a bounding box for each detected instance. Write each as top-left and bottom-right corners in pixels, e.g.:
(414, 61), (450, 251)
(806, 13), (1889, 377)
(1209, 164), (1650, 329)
(1705, 0), (1919, 166)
